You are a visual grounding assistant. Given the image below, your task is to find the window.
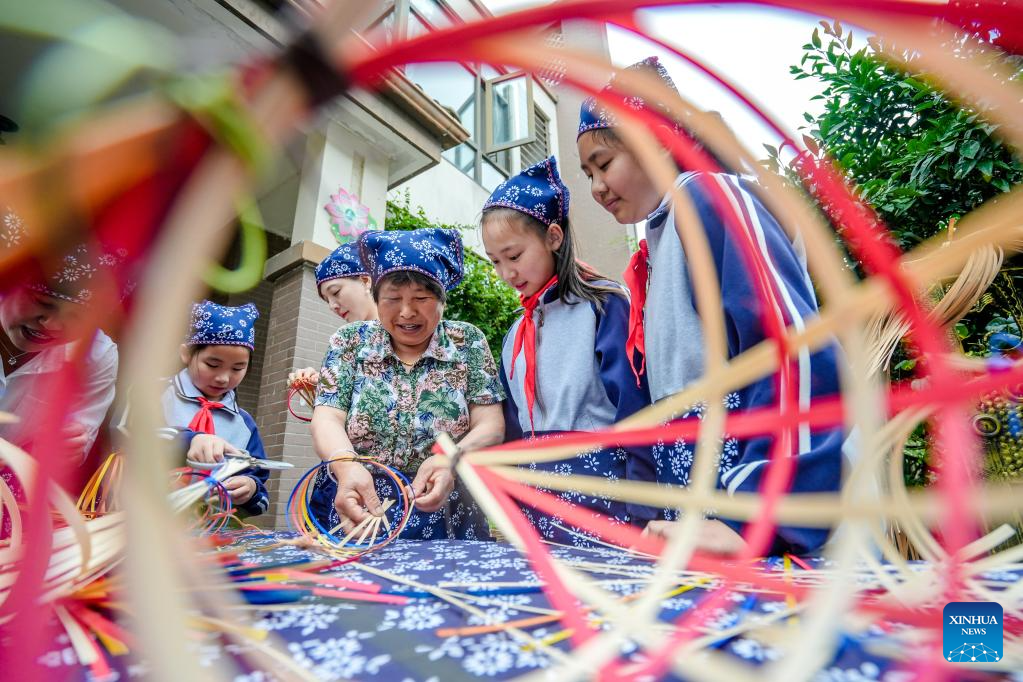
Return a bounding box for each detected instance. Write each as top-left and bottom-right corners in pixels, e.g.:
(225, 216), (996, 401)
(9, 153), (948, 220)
(364, 0), (396, 43)
(485, 72), (533, 152)
(369, 0), (539, 191)
(519, 107), (550, 168)
(366, 0), (455, 45)
(403, 63), (485, 182)
(410, 0), (452, 29)
(404, 62), (476, 139)
(412, 62), (520, 191)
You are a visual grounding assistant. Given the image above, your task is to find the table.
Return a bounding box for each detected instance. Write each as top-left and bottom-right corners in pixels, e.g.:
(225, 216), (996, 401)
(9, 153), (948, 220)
(35, 532), (1020, 680)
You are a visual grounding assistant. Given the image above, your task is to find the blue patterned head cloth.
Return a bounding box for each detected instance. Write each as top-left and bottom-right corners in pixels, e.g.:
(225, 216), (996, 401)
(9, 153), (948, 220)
(186, 301), (259, 350)
(483, 156), (570, 227)
(358, 228), (464, 292)
(14, 236), (136, 304)
(577, 56), (681, 139)
(315, 243), (368, 287)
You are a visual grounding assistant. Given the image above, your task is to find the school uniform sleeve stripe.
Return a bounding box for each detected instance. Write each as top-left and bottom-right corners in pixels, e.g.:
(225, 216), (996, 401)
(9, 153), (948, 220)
(731, 178), (813, 453)
(722, 459), (766, 495)
(715, 174), (814, 454)
(682, 172), (844, 553)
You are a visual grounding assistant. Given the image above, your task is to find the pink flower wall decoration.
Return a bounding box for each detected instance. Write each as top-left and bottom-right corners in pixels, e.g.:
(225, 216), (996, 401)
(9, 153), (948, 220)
(324, 187), (379, 244)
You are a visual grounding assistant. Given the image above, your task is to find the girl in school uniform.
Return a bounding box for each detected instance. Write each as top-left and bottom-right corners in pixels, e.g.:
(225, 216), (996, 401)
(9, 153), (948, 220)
(481, 156), (658, 545)
(288, 243), (378, 387)
(576, 57), (844, 556)
(163, 300), (270, 517)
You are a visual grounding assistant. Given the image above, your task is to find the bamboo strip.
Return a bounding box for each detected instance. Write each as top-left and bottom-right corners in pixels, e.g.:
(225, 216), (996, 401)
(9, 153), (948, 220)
(350, 562), (573, 664)
(485, 465), (1023, 527)
(5, 6), (1023, 681)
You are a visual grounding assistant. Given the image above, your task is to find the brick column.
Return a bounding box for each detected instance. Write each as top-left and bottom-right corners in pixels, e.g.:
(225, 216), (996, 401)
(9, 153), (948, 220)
(209, 232), (290, 416)
(225, 280), (273, 416)
(253, 241), (340, 529)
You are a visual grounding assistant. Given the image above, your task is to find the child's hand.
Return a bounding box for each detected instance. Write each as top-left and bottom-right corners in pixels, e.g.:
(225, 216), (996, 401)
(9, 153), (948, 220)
(643, 520), (676, 540)
(223, 475), (256, 505)
(644, 518), (747, 556)
(288, 367), (320, 387)
(188, 433), (241, 464)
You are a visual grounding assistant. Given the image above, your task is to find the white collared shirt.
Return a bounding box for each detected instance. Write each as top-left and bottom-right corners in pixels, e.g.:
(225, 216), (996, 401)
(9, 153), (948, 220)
(0, 330), (119, 459)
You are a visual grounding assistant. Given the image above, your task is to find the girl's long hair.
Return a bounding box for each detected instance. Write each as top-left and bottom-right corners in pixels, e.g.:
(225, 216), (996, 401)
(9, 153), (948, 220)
(482, 207), (624, 311)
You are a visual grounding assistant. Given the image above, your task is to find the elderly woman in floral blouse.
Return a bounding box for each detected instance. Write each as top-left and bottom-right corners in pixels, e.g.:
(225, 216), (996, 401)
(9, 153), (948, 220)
(309, 228), (505, 540)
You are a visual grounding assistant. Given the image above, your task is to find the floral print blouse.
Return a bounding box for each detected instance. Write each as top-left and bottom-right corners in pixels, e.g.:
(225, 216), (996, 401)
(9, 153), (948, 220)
(315, 320), (505, 471)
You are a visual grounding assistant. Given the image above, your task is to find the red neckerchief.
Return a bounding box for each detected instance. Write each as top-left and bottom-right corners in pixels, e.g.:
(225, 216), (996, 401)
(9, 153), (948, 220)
(188, 396), (225, 435)
(623, 239), (649, 386)
(510, 275), (559, 434)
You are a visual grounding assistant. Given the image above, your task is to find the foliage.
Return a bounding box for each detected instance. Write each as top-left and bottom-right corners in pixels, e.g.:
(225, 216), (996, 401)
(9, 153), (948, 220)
(767, 20), (1023, 359)
(384, 195), (521, 360)
(769, 21), (1023, 254)
(770, 21), (1023, 488)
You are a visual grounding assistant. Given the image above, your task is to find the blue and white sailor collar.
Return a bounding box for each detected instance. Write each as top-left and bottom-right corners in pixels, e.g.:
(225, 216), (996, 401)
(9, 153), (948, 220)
(645, 171), (699, 231)
(173, 368), (240, 414)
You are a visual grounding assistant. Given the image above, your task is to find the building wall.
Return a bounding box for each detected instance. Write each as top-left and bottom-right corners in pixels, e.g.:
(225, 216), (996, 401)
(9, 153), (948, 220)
(554, 21), (637, 280)
(536, 84), (562, 180)
(391, 159), (492, 251)
(291, 122), (392, 249)
(252, 255), (341, 528)
(391, 74), (563, 257)
(228, 233), (290, 414)
(255, 154), (301, 240)
(228, 283), (273, 416)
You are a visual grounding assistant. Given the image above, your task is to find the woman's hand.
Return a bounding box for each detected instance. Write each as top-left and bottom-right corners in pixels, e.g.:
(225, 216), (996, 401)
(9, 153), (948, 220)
(188, 433), (241, 464)
(288, 367), (320, 387)
(312, 405), (382, 532)
(643, 518), (747, 556)
(411, 454), (455, 513)
(412, 403), (500, 514)
(223, 475), (256, 505)
(331, 460), (384, 533)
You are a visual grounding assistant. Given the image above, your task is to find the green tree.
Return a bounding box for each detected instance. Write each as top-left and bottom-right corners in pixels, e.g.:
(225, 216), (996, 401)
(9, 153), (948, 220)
(768, 20), (1023, 361)
(775, 21), (1023, 254)
(384, 195), (521, 360)
(769, 21), (1023, 488)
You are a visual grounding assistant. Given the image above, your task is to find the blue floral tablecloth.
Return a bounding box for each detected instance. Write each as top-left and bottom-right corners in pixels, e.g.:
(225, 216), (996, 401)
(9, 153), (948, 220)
(36, 532), (1022, 681)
